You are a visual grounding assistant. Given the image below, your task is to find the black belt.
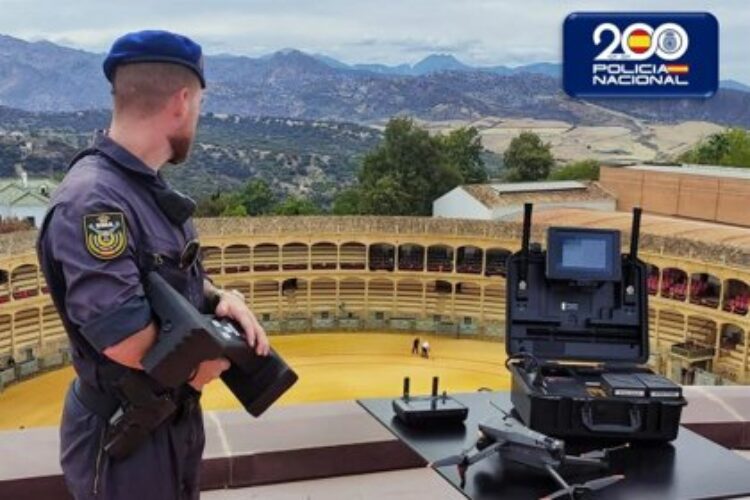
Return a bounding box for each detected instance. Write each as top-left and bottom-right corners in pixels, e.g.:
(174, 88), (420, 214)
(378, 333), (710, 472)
(72, 377), (200, 422)
(73, 377), (120, 421)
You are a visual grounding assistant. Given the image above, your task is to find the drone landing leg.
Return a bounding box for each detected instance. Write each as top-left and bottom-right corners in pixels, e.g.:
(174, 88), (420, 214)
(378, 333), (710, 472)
(544, 464), (571, 492)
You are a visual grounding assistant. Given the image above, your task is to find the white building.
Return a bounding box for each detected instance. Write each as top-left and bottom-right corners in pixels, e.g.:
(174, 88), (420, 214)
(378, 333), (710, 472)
(432, 180), (616, 220)
(0, 176), (58, 228)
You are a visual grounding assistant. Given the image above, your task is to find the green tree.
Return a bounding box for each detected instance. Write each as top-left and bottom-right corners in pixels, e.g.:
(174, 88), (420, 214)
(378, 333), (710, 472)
(195, 190), (230, 217)
(332, 187), (362, 215)
(272, 196), (320, 215)
(221, 200), (248, 217)
(549, 159), (600, 180)
(678, 129), (750, 167)
(359, 175), (413, 215)
(438, 127), (487, 184)
(504, 131), (554, 181)
(358, 117), (463, 215)
(242, 178), (276, 216)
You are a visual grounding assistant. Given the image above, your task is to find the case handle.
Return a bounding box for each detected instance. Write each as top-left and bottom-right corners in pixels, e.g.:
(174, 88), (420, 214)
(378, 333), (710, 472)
(581, 404), (642, 434)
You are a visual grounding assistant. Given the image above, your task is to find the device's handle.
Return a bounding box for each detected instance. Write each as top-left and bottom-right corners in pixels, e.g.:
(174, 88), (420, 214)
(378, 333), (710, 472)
(581, 404), (642, 434)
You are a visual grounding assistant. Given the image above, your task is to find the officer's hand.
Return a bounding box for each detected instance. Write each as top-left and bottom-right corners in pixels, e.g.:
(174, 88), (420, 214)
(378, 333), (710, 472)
(189, 358), (230, 392)
(215, 291), (271, 357)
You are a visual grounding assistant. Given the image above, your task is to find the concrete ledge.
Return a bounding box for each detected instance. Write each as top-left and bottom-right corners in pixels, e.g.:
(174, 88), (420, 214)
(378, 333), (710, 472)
(202, 468), (465, 500)
(0, 400), (425, 498)
(683, 386), (750, 449)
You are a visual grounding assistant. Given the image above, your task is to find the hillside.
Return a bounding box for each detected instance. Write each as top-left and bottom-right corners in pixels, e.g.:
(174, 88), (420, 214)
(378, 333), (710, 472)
(0, 107), (382, 204)
(0, 35), (749, 128)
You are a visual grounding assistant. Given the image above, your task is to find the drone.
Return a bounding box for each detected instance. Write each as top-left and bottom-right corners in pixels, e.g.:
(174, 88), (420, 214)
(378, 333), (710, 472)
(431, 402), (627, 500)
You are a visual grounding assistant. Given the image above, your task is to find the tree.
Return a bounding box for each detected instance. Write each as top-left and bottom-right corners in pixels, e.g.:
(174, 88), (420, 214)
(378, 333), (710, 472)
(504, 131), (554, 181)
(195, 190), (248, 217)
(221, 202), (248, 217)
(195, 190), (230, 216)
(438, 127), (487, 184)
(358, 117), (465, 215)
(359, 175), (413, 215)
(332, 187), (362, 215)
(242, 178), (276, 216)
(678, 129), (750, 167)
(549, 159), (600, 180)
(272, 196), (320, 215)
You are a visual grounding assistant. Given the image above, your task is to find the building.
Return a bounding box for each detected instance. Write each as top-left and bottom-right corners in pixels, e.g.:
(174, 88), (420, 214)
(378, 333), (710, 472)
(599, 165), (750, 227)
(0, 176), (58, 228)
(432, 180), (616, 220)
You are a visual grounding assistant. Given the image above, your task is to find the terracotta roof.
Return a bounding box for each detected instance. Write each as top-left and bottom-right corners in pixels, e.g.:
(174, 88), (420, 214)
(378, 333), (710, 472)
(526, 208), (750, 250)
(461, 181), (614, 209)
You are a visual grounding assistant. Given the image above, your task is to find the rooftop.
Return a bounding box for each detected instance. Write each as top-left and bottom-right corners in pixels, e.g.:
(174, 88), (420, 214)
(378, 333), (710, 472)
(0, 177), (57, 207)
(526, 208), (750, 249)
(626, 164), (750, 180)
(462, 180), (614, 209)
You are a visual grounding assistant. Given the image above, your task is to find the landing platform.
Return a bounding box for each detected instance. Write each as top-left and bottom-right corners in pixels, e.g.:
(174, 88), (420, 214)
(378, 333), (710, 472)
(359, 389), (750, 500)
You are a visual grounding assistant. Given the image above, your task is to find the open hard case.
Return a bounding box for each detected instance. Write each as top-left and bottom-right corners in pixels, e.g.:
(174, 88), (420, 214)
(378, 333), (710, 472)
(506, 204), (686, 442)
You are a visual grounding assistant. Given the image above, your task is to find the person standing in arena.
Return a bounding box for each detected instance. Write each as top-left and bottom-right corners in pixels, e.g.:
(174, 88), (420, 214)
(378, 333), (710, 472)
(412, 337), (420, 355)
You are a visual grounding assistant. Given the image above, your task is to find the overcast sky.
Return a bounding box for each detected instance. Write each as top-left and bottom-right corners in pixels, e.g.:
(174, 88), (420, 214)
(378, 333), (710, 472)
(1, 0), (747, 81)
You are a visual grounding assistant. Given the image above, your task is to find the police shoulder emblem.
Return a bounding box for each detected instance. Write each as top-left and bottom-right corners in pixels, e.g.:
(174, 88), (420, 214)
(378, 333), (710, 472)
(83, 212), (128, 260)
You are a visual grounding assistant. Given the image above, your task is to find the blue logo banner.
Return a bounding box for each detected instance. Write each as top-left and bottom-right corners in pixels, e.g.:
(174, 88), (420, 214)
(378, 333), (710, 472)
(563, 12), (719, 98)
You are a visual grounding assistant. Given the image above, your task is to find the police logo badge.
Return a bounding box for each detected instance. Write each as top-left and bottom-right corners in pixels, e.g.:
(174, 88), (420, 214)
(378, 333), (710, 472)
(83, 212), (128, 260)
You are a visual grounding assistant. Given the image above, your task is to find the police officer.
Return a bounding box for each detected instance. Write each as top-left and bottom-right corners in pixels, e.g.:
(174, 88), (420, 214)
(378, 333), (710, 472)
(37, 30), (270, 499)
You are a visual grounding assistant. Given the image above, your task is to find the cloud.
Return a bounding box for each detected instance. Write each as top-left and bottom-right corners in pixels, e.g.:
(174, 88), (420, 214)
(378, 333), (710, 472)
(0, 0), (746, 80)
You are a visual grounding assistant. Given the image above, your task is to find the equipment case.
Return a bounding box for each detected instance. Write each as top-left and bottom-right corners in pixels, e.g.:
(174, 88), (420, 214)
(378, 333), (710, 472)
(506, 204), (686, 442)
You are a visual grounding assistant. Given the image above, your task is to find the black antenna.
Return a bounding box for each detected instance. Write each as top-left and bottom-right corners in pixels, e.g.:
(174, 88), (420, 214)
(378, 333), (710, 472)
(522, 203), (533, 257)
(629, 207), (642, 261)
(520, 203), (533, 284)
(432, 376), (439, 397)
(403, 377), (410, 401)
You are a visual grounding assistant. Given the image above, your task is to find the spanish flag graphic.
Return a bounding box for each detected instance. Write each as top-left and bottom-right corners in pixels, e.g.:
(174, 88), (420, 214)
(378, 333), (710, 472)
(627, 29), (652, 54)
(666, 64), (690, 74)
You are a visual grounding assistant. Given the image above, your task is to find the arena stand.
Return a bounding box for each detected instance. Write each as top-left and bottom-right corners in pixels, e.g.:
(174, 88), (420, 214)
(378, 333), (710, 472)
(1, 214), (750, 390)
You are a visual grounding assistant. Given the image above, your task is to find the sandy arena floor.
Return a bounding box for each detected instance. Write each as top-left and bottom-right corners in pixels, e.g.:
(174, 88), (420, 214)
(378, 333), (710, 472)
(0, 333), (509, 430)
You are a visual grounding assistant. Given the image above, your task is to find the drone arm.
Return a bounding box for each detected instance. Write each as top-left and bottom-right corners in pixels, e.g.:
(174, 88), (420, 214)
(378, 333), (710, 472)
(466, 439), (505, 465)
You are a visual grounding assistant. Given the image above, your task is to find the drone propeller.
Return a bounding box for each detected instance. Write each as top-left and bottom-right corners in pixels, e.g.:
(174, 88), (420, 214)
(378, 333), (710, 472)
(431, 440), (505, 489)
(541, 474), (625, 500)
(430, 443), (475, 468)
(583, 474), (626, 491)
(580, 443), (630, 461)
(431, 453), (468, 468)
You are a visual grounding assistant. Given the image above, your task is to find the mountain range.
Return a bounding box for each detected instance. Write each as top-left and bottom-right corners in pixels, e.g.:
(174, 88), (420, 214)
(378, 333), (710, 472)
(0, 34), (749, 127)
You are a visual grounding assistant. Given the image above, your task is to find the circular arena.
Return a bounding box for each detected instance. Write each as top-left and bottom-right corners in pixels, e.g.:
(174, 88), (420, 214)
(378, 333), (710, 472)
(1, 213), (749, 428)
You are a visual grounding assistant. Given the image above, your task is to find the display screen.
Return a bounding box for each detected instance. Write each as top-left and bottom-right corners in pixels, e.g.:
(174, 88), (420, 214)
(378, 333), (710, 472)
(546, 228), (621, 281)
(561, 237), (608, 270)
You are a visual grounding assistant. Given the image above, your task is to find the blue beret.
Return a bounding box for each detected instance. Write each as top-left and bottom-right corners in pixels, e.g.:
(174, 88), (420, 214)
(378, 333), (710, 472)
(103, 30), (205, 88)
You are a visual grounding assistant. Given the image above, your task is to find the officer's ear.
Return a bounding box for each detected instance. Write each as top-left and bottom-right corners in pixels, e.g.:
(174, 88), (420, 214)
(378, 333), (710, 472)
(171, 87), (191, 121)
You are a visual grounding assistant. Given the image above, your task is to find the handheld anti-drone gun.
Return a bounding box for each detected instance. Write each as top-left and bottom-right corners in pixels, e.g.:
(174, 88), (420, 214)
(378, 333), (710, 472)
(142, 271), (298, 414)
(104, 272), (298, 459)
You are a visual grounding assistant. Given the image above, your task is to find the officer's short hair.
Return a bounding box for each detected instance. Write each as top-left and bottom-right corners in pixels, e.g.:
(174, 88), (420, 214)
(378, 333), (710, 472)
(112, 62), (201, 118)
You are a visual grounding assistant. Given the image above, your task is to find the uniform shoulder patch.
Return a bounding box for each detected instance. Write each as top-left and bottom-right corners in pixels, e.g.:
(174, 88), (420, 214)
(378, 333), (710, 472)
(83, 212), (128, 260)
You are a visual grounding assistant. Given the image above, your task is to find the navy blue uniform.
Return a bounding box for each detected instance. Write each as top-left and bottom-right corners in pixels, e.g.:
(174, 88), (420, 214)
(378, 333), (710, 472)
(38, 132), (207, 499)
